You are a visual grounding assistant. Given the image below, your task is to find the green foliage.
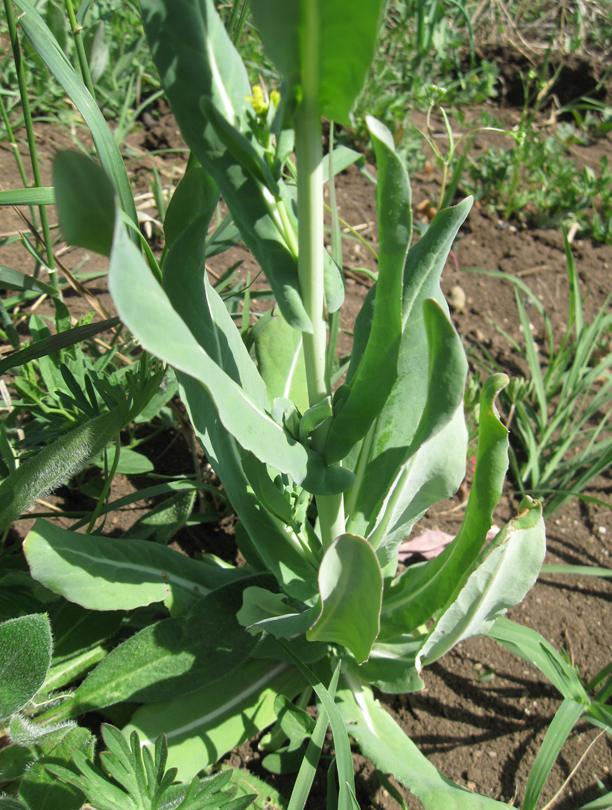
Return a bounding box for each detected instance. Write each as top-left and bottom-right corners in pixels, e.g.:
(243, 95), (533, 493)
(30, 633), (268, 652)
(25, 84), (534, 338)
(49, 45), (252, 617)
(47, 723), (256, 810)
(0, 614), (52, 720)
(472, 233), (612, 513)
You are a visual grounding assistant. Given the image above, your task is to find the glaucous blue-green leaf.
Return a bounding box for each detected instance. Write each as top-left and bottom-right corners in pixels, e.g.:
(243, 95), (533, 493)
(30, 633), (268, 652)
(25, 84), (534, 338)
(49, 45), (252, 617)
(0, 614), (52, 720)
(125, 659), (304, 781)
(0, 405), (126, 533)
(250, 0), (386, 126)
(255, 312), (309, 414)
(201, 97), (280, 195)
(307, 534), (382, 663)
(380, 374), (510, 638)
(53, 151), (115, 257)
(140, 0), (311, 332)
(337, 684), (512, 809)
(416, 497), (545, 668)
(53, 578), (263, 720)
(24, 520), (242, 615)
(345, 199), (472, 540)
(162, 214), (269, 410)
(366, 300), (467, 564)
(107, 214), (309, 482)
(238, 587), (318, 639)
(178, 375), (319, 602)
(12, 0), (137, 228)
(353, 637), (425, 694)
(325, 118), (410, 464)
(163, 166), (219, 249)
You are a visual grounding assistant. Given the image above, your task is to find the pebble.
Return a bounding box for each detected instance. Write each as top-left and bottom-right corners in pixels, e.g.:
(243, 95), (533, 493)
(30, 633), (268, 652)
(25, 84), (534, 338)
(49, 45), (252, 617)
(598, 526), (607, 535)
(449, 285), (466, 311)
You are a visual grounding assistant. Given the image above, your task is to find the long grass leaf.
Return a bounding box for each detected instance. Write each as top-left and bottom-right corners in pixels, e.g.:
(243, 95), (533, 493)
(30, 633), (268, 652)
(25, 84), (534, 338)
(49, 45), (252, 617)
(522, 699), (586, 810)
(12, 0), (137, 228)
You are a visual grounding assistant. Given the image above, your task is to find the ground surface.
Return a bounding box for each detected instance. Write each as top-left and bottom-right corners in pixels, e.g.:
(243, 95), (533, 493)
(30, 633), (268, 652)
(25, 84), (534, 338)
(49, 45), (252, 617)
(1, 92), (612, 809)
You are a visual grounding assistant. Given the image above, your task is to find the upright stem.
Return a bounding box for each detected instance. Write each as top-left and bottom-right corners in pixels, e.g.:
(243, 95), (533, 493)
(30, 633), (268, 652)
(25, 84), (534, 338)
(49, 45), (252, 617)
(295, 93), (345, 550)
(4, 0), (58, 291)
(64, 0), (96, 99)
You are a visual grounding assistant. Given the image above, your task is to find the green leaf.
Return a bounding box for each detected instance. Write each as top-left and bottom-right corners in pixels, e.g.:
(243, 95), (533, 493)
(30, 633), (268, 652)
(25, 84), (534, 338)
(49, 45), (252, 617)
(0, 265), (57, 297)
(307, 534), (382, 663)
(255, 312), (309, 414)
(275, 695), (316, 751)
(487, 618), (588, 703)
(201, 97), (280, 195)
(250, 0), (386, 126)
(18, 726), (93, 810)
(523, 699), (586, 810)
(0, 317), (120, 376)
(12, 0), (137, 228)
(140, 0), (311, 332)
(345, 199), (472, 550)
(122, 490), (196, 544)
(126, 659), (305, 781)
(180, 378), (319, 602)
(48, 600), (122, 664)
(416, 497), (546, 668)
(0, 406), (126, 533)
(92, 445), (155, 476)
(367, 301), (468, 564)
(238, 587), (318, 640)
(108, 214), (309, 483)
(56, 578), (262, 719)
(162, 213), (270, 411)
(53, 151), (116, 257)
(0, 614), (52, 720)
(24, 520), (242, 615)
(276, 654), (356, 810)
(337, 682), (511, 809)
(0, 744), (36, 786)
(0, 188), (55, 206)
(0, 800), (28, 810)
(381, 373), (509, 637)
(325, 118), (410, 464)
(164, 166), (219, 249)
(355, 637), (425, 695)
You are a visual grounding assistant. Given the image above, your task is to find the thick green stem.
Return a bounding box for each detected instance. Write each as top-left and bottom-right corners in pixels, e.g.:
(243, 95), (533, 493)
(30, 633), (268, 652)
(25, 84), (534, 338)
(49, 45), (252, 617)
(295, 100), (345, 551)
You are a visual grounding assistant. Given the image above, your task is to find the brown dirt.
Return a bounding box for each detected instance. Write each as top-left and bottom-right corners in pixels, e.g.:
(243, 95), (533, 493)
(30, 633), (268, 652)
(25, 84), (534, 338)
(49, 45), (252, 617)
(1, 103), (612, 809)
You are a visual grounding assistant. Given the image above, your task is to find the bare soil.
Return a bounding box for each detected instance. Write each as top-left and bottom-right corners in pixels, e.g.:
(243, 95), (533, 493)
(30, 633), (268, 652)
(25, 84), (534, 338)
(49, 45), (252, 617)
(1, 97), (612, 809)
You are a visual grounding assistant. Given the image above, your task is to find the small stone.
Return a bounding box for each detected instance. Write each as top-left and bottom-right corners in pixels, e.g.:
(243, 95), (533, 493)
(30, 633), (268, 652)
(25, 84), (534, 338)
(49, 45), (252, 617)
(598, 526), (607, 535)
(475, 328), (485, 341)
(449, 285), (466, 311)
(487, 751), (497, 759)
(467, 781), (477, 792)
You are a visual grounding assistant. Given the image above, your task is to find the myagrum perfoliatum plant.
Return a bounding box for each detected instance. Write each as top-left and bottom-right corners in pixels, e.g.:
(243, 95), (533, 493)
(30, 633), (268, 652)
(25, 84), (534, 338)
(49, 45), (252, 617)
(20, 0), (547, 807)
